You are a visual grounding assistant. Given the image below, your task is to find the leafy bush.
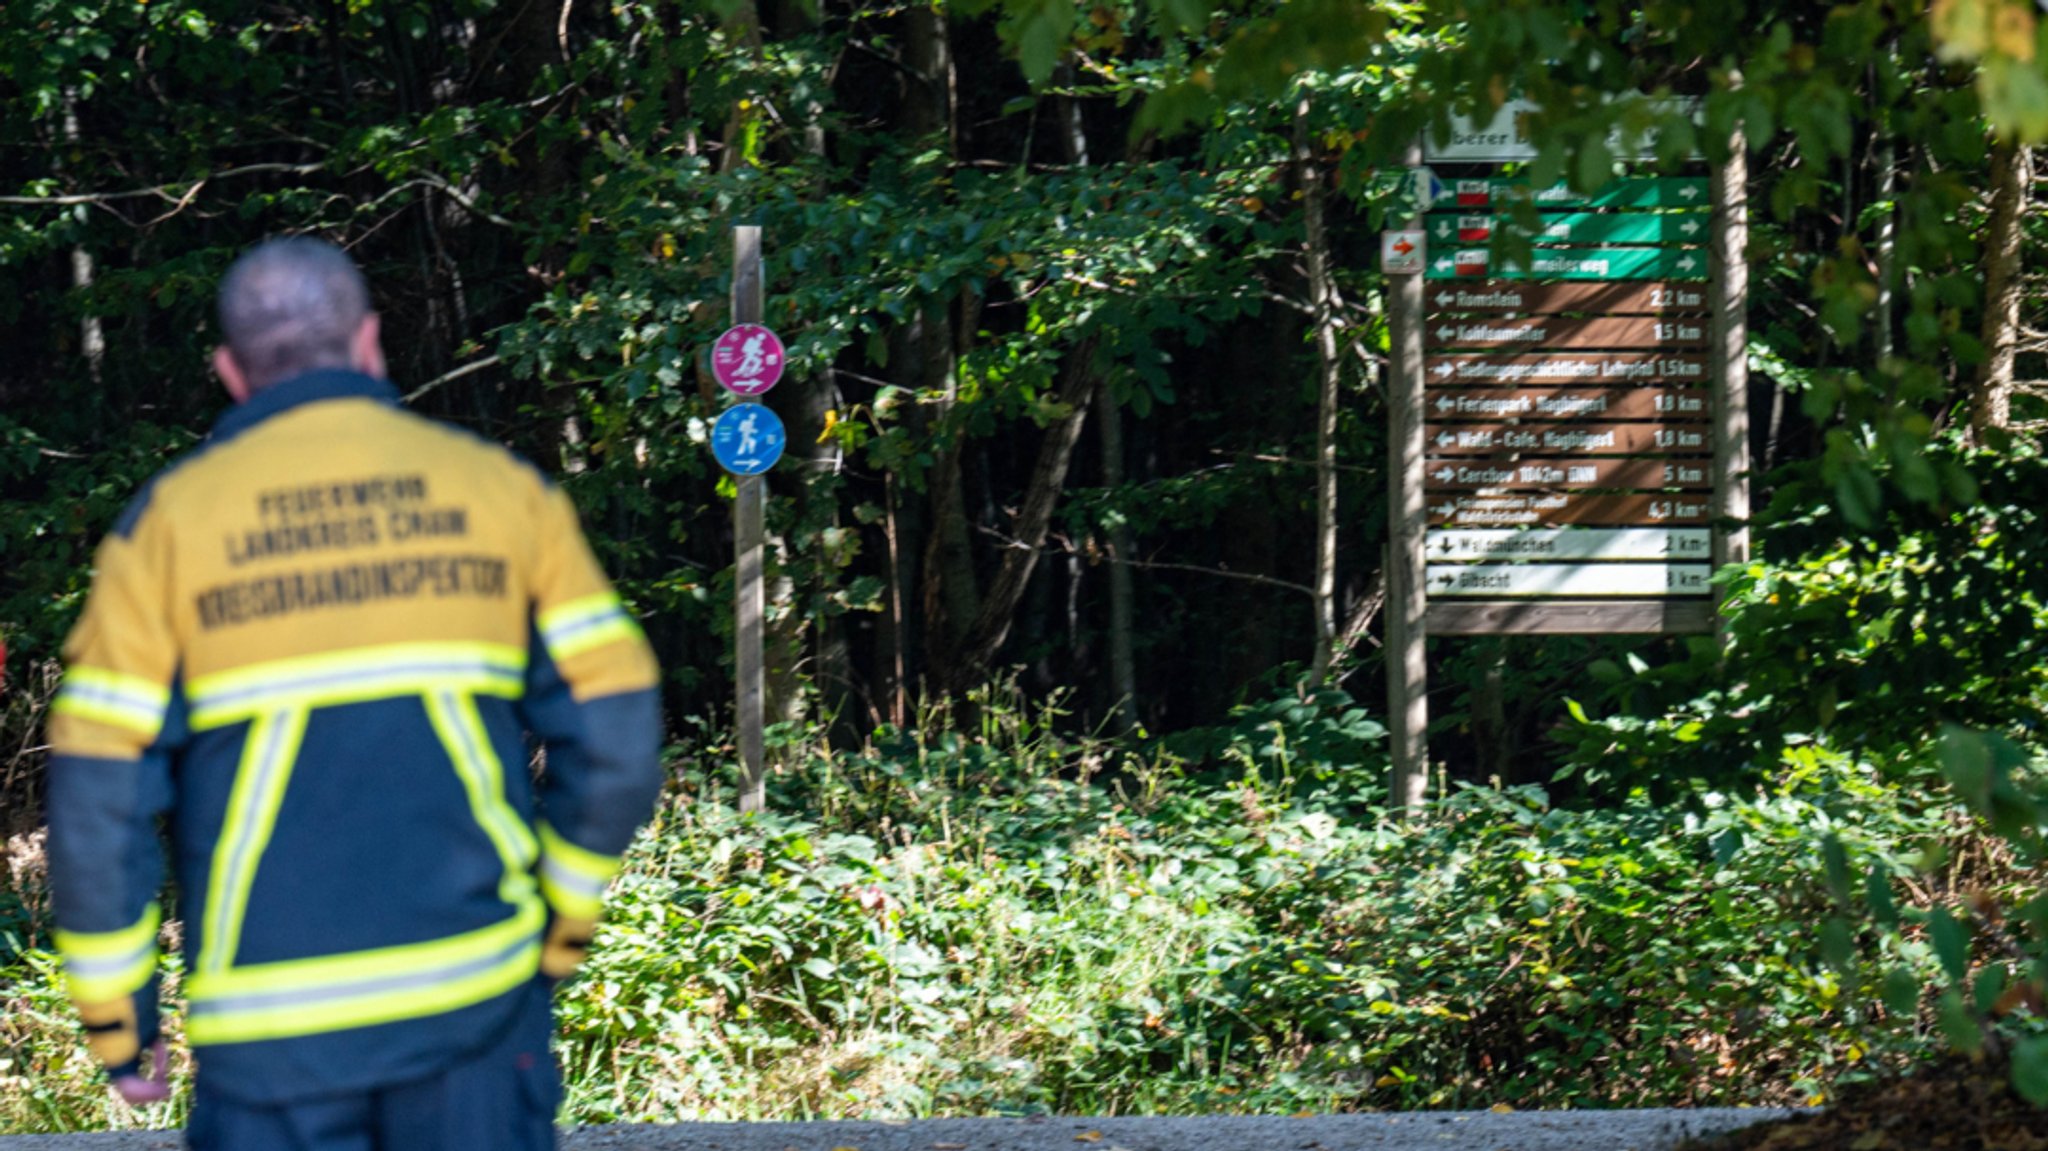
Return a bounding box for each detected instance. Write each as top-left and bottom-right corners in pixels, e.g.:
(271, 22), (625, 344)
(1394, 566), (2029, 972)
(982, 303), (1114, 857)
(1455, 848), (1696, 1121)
(0, 685), (2008, 1131)
(549, 690), (1963, 1122)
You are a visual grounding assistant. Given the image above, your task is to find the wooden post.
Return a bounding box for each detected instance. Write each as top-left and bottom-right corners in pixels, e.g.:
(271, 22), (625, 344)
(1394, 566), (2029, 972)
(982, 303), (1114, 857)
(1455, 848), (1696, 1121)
(1387, 143), (1430, 813)
(733, 225), (768, 813)
(1710, 132), (1751, 636)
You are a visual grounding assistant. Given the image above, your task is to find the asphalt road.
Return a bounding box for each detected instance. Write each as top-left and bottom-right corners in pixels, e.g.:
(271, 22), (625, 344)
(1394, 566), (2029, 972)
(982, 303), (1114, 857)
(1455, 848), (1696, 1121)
(0, 1110), (1797, 1151)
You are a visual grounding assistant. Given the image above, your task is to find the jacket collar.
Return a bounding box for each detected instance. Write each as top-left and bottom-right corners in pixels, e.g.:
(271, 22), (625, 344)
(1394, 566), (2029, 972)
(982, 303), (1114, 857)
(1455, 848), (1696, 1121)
(209, 369), (400, 443)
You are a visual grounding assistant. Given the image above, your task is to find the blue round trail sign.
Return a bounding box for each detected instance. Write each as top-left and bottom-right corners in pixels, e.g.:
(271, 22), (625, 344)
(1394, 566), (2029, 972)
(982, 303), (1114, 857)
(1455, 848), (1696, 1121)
(711, 403), (785, 475)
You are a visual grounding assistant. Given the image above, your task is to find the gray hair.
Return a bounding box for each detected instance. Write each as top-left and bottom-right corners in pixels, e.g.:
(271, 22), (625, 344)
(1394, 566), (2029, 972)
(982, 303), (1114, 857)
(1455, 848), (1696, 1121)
(217, 237), (372, 389)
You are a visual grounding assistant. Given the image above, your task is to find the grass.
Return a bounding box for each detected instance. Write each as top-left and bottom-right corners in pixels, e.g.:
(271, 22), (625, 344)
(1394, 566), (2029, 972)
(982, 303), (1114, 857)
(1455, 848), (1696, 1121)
(0, 684), (2008, 1133)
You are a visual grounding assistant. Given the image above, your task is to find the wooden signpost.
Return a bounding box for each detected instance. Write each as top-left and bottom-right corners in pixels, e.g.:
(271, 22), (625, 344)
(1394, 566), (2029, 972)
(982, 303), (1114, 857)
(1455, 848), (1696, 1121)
(1382, 131), (1748, 814)
(719, 227), (790, 815)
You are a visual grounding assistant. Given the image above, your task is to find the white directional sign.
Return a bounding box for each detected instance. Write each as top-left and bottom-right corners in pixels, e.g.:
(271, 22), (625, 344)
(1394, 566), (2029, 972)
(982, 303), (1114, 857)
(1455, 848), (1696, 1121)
(1383, 229), (1426, 274)
(1427, 562), (1713, 597)
(1422, 97), (1703, 163)
(1426, 528), (1710, 562)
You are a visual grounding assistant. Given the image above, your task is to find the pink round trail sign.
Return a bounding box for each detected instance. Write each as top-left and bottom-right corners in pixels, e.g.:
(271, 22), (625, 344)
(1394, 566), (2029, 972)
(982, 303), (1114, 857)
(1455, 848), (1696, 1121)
(711, 324), (786, 396)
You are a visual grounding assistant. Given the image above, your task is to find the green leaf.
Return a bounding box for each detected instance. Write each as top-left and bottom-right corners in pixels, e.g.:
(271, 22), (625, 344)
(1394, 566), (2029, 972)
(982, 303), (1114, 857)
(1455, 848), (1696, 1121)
(2013, 1037), (2048, 1106)
(1930, 906), (1971, 985)
(1574, 138), (1614, 192)
(1938, 988), (1983, 1055)
(1822, 835), (1851, 904)
(1009, 0), (1075, 86)
(1819, 918), (1855, 974)
(1882, 967), (1922, 1018)
(1865, 864), (1898, 928)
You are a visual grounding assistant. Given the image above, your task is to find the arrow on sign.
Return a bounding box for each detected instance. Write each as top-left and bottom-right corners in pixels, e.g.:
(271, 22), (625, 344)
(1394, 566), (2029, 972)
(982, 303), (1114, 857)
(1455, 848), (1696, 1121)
(1676, 255), (1698, 271)
(1431, 573), (1459, 591)
(1434, 502), (1457, 517)
(1433, 220), (1453, 239)
(1432, 466), (1456, 483)
(1392, 238), (1417, 256)
(1680, 219), (1702, 235)
(1435, 395), (1456, 412)
(1433, 257), (1454, 272)
(1680, 185), (1702, 200)
(1437, 325), (1459, 340)
(1435, 291), (1456, 306)
(1432, 362), (1455, 378)
(1435, 431), (1458, 447)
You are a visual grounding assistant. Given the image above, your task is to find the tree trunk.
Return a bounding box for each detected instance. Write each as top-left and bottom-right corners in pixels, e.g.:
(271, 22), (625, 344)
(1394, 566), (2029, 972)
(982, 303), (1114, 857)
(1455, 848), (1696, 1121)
(904, 1), (955, 147)
(948, 343), (1101, 691)
(1973, 138), (2030, 439)
(1472, 639), (1513, 784)
(1296, 96), (1341, 680)
(59, 91), (102, 385)
(1097, 386), (1138, 734)
(1052, 60), (1134, 730)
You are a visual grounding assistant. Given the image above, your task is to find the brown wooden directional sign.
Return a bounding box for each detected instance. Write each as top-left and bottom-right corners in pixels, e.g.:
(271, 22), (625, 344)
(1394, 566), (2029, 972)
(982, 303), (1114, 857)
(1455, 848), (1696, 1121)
(1426, 281), (1709, 317)
(1428, 352), (1707, 385)
(1424, 457), (1712, 490)
(1426, 316), (1707, 350)
(1428, 386), (1708, 421)
(1427, 421), (1710, 455)
(1428, 491), (1713, 527)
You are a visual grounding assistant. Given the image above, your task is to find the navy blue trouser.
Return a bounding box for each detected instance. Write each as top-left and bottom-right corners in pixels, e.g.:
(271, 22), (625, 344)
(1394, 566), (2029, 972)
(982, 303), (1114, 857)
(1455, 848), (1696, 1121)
(186, 982), (560, 1151)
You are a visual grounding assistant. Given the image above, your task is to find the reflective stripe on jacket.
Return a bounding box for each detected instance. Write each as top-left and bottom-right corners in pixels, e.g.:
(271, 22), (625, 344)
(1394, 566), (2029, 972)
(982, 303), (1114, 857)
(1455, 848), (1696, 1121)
(45, 369), (664, 1103)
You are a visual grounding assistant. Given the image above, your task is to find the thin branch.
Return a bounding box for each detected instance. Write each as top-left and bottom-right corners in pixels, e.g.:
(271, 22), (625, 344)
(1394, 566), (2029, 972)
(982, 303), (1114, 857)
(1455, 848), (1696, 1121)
(974, 523), (1314, 597)
(416, 174), (515, 229)
(403, 354), (502, 403)
(0, 162), (325, 206)
(1119, 555), (1314, 597)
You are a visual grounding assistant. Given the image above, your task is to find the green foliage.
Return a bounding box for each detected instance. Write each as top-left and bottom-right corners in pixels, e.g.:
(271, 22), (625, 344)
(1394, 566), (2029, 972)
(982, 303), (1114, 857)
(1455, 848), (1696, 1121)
(2, 686), (1990, 1129)
(522, 704), (1974, 1119)
(1559, 446), (2048, 793)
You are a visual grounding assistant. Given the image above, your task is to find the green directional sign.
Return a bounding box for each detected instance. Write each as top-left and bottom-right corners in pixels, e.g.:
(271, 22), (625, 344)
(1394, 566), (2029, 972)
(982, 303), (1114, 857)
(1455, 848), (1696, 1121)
(1425, 211), (1709, 246)
(1433, 177), (1708, 210)
(1426, 247), (1707, 281)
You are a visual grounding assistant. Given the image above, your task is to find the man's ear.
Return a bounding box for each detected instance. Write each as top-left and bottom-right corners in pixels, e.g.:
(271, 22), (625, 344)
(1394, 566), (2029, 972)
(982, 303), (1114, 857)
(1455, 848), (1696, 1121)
(351, 314), (387, 381)
(213, 346), (251, 403)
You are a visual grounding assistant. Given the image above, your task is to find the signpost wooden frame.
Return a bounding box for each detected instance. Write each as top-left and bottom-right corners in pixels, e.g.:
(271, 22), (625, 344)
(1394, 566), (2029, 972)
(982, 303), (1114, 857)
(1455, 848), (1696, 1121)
(1385, 135), (1748, 810)
(733, 226), (767, 814)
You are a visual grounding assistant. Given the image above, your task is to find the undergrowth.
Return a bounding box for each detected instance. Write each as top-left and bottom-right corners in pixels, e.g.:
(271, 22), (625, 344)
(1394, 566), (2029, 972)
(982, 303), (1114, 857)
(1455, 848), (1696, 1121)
(0, 683), (2011, 1132)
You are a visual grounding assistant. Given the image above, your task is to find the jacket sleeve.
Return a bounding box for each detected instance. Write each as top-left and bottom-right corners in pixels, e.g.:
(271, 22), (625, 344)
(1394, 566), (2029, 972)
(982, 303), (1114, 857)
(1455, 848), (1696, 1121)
(519, 480), (663, 977)
(45, 495), (180, 1075)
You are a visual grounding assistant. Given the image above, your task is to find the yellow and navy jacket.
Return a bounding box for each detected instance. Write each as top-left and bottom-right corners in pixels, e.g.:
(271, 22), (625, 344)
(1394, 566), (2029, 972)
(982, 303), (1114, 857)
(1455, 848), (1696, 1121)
(45, 369), (664, 1103)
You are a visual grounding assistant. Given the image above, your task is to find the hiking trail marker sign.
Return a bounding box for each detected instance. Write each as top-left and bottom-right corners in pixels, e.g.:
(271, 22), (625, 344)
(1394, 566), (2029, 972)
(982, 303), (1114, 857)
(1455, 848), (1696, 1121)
(1393, 162), (1744, 635)
(1383, 229), (1426, 274)
(712, 323), (786, 396)
(1381, 120), (1751, 813)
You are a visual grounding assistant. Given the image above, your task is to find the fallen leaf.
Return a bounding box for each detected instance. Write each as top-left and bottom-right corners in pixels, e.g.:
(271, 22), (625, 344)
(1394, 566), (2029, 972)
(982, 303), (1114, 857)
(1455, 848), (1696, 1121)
(1075, 1133), (1104, 1143)
(1490, 1103), (1514, 1114)
(932, 1145), (968, 1150)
